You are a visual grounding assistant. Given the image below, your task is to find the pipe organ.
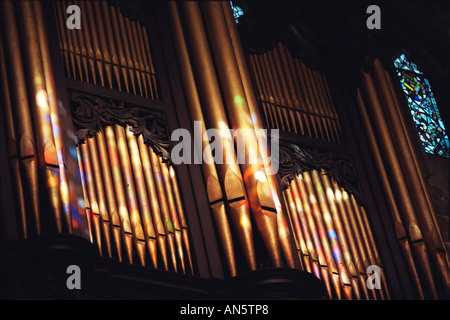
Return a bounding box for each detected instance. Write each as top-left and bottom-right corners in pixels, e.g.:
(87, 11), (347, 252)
(0, 0), (448, 300)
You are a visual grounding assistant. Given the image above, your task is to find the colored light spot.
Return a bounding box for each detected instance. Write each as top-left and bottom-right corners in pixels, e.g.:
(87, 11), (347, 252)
(254, 170), (266, 182)
(332, 246), (342, 262)
(230, 1), (244, 23)
(233, 95), (244, 105)
(36, 89), (48, 109)
(328, 229), (337, 240)
(77, 197), (86, 208)
(166, 219), (174, 233)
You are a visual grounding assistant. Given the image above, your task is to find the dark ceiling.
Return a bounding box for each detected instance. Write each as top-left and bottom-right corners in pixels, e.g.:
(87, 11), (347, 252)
(234, 0), (450, 74)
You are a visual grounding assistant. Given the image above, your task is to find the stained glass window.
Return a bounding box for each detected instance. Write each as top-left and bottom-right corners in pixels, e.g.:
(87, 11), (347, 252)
(394, 54), (450, 158)
(230, 1), (244, 23)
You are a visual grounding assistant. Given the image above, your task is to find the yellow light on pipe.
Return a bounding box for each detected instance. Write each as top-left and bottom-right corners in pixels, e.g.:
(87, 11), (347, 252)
(254, 170), (266, 182)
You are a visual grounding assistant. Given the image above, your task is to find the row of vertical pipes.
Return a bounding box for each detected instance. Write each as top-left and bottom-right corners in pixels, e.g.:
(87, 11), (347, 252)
(283, 170), (389, 300)
(0, 0), (90, 238)
(356, 59), (449, 299)
(54, 0), (159, 99)
(248, 43), (343, 144)
(76, 124), (193, 273)
(167, 1), (298, 276)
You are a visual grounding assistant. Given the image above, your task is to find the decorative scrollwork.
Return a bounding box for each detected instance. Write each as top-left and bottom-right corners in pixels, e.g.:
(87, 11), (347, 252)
(278, 140), (364, 204)
(70, 91), (172, 161)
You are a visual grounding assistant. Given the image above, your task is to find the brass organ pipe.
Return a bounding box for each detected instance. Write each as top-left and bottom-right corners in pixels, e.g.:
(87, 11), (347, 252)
(67, 1), (84, 81)
(298, 60), (325, 140)
(108, 5), (129, 93)
(19, 0), (63, 233)
(87, 137), (113, 258)
(311, 170), (351, 299)
(178, 1), (259, 271)
(114, 125), (147, 266)
(262, 53), (285, 130)
(248, 54), (273, 128)
(276, 44), (298, 101)
(282, 44), (305, 102)
(253, 54), (280, 129)
(283, 191), (307, 271)
(124, 16), (143, 96)
(306, 67), (329, 140)
(222, 4), (297, 269)
(341, 187), (376, 299)
(56, 1), (77, 80)
(355, 90), (424, 298)
(290, 179), (322, 269)
(338, 187), (369, 299)
(71, 1), (88, 82)
(130, 20), (149, 98)
(266, 51), (293, 132)
(126, 129), (158, 268)
(321, 73), (344, 143)
(34, 1), (73, 232)
(92, 1), (113, 88)
(293, 175), (333, 298)
(312, 71), (335, 142)
(201, 1), (284, 268)
(1, 0), (41, 236)
(169, 166), (194, 274)
(53, 0), (71, 78)
(384, 70), (437, 219)
(159, 158), (185, 273)
(259, 52), (285, 130)
(292, 58), (319, 138)
(80, 142), (103, 255)
(104, 126), (133, 264)
(303, 171), (342, 299)
(282, 44), (315, 137)
(332, 180), (369, 299)
(137, 135), (168, 270)
(359, 205), (390, 299)
(269, 47), (298, 134)
(149, 147), (178, 271)
(372, 60), (449, 288)
(319, 172), (355, 299)
(276, 43), (310, 135)
(167, 1), (238, 276)
(263, 52), (287, 131)
(136, 21), (155, 99)
(0, 37), (28, 238)
(84, 1), (105, 87)
(350, 197), (380, 300)
(100, 0), (121, 91)
(284, 188), (312, 273)
(360, 70), (439, 298)
(95, 130), (123, 262)
(142, 26), (159, 100)
(116, 8), (136, 94)
(307, 68), (331, 141)
(76, 146), (94, 244)
(315, 72), (340, 143)
(78, 1), (96, 84)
